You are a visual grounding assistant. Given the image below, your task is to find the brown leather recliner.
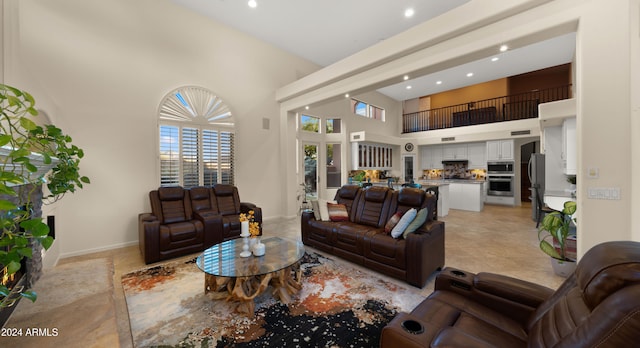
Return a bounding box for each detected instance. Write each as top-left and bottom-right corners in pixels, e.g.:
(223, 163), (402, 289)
(302, 185), (445, 287)
(138, 186), (218, 264)
(211, 184), (262, 241)
(380, 241), (640, 347)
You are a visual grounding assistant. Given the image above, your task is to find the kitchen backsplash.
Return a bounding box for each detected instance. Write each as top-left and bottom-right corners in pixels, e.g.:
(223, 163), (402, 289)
(422, 168), (486, 180)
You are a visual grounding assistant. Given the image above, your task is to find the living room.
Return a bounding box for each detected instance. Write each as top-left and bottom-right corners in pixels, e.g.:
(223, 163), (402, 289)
(1, 0), (639, 346)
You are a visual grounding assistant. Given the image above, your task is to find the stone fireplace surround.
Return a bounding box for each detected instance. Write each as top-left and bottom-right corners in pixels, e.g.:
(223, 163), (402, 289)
(0, 184), (46, 327)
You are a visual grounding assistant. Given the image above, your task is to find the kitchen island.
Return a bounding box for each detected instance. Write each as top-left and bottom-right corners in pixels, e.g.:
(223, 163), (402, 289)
(421, 180), (485, 213)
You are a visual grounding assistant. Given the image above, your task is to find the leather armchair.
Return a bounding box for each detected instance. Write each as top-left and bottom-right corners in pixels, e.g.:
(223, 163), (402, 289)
(211, 184), (262, 240)
(139, 187), (209, 264)
(380, 241), (640, 347)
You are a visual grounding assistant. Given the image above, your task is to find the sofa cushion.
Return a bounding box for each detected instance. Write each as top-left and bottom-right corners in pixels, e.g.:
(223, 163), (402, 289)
(311, 200), (321, 220)
(353, 187), (391, 228)
(328, 203), (349, 222)
(403, 207), (429, 238)
(318, 199), (331, 221)
(384, 212), (403, 234)
(364, 232), (407, 269)
(391, 208), (416, 239)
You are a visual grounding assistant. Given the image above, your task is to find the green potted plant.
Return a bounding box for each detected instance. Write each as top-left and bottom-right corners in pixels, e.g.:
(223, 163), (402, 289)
(0, 84), (89, 307)
(538, 200), (577, 277)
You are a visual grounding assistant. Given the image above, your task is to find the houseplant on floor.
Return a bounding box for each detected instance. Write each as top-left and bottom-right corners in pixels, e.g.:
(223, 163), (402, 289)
(0, 83), (90, 306)
(538, 200), (577, 277)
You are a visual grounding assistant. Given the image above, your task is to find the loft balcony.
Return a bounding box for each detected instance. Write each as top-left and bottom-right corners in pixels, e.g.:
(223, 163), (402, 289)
(402, 84), (572, 134)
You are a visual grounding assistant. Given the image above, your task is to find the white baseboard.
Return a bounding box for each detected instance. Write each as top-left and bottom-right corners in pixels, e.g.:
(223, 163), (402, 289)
(60, 240), (139, 259)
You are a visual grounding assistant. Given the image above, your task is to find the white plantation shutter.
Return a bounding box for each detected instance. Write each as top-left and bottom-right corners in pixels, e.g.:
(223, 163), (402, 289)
(158, 86), (234, 187)
(159, 125), (180, 186)
(203, 129), (219, 186)
(220, 132), (234, 184)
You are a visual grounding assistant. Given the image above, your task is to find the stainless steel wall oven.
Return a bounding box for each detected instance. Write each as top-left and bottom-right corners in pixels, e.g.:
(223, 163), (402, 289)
(487, 175), (514, 197)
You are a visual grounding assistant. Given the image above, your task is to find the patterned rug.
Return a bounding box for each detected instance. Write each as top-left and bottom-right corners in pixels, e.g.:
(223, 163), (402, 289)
(122, 252), (425, 347)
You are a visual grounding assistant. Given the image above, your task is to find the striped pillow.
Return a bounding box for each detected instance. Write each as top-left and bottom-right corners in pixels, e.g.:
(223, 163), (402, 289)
(327, 203), (349, 222)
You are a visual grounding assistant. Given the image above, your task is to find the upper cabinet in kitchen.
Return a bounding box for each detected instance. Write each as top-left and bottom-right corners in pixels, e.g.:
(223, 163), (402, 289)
(486, 139), (514, 161)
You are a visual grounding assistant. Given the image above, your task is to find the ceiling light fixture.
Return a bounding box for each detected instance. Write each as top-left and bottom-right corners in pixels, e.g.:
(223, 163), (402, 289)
(305, 106), (309, 110)
(436, 81), (442, 85)
(406, 85), (412, 90)
(403, 75), (409, 80)
(345, 93), (349, 98)
(248, 0), (257, 8)
(466, 72), (474, 77)
(404, 8), (415, 18)
(491, 57), (499, 62)
(500, 44), (508, 52)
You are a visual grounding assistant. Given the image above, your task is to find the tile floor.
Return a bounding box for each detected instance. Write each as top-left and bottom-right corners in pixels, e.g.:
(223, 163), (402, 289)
(14, 202), (567, 347)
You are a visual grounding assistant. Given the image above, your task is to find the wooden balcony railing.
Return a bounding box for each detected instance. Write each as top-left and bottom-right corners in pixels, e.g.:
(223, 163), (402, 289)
(402, 84), (572, 133)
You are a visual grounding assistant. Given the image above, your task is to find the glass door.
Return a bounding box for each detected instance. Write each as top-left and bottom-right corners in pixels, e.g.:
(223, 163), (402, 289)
(303, 142), (319, 202)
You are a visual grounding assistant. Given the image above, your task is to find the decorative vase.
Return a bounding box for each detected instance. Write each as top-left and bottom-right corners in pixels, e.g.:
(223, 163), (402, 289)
(239, 221), (252, 257)
(550, 258), (576, 277)
(252, 237), (265, 257)
(240, 220), (249, 237)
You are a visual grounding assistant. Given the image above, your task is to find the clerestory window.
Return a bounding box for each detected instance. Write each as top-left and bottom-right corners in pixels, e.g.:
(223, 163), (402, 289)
(158, 86), (235, 188)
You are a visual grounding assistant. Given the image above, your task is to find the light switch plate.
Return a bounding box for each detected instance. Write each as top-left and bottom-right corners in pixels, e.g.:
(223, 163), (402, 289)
(587, 167), (599, 179)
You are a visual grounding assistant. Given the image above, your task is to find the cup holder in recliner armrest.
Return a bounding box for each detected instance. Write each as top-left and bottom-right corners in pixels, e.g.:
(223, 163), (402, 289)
(401, 319), (424, 335)
(451, 270), (466, 277)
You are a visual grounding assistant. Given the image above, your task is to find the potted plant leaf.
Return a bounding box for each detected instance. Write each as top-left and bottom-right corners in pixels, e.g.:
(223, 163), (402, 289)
(0, 83), (89, 307)
(538, 200), (577, 277)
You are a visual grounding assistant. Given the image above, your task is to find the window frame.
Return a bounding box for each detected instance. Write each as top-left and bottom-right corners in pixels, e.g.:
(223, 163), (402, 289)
(157, 86), (235, 188)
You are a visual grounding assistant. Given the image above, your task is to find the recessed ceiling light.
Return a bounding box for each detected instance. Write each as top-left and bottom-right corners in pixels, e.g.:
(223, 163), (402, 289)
(345, 93), (349, 98)
(403, 75), (409, 81)
(406, 85), (412, 90)
(436, 81), (442, 85)
(466, 72), (474, 77)
(500, 44), (508, 52)
(305, 106), (309, 110)
(248, 0), (257, 8)
(491, 57), (499, 62)
(404, 8), (415, 18)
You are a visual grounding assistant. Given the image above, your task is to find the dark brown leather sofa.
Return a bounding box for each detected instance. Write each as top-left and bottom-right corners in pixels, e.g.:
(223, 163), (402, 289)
(380, 241), (640, 347)
(301, 185), (445, 287)
(139, 185), (261, 264)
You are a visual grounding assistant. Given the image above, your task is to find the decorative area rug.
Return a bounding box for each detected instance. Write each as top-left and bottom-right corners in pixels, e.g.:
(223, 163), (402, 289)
(122, 252), (425, 347)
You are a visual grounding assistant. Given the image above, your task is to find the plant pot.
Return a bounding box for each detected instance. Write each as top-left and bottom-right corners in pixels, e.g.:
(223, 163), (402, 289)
(550, 258), (576, 277)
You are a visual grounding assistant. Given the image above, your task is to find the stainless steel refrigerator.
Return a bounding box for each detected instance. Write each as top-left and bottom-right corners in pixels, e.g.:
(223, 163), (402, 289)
(528, 153), (545, 221)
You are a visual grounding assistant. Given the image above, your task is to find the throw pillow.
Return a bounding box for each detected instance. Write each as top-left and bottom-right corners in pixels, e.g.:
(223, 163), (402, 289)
(318, 199), (331, 221)
(403, 208), (429, 239)
(311, 200), (321, 220)
(391, 208), (417, 239)
(384, 212), (403, 234)
(327, 203), (349, 222)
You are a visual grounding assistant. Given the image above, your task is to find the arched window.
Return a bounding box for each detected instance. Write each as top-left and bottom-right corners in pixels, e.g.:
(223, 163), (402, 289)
(158, 86), (235, 188)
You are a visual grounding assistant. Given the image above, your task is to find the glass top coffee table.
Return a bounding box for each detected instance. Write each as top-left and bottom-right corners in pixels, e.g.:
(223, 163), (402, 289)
(196, 236), (305, 314)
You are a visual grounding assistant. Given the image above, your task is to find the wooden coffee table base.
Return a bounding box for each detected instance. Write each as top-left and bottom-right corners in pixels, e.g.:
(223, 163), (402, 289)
(204, 262), (303, 314)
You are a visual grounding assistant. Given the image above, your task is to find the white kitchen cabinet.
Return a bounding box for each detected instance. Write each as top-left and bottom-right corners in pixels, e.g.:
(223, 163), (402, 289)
(421, 145), (443, 169)
(448, 183), (483, 212)
(442, 143), (467, 160)
(352, 143), (393, 169)
(467, 142), (486, 169)
(486, 139), (514, 161)
(563, 117), (576, 175)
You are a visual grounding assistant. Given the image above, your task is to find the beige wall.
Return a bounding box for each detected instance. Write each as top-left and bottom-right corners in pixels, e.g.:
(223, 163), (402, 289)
(5, 0), (320, 257)
(430, 78), (508, 109)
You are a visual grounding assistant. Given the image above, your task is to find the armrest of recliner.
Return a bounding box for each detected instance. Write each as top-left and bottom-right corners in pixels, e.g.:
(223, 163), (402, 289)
(380, 312), (431, 348)
(473, 272), (554, 308)
(138, 213), (160, 264)
(193, 210), (224, 247)
(434, 267), (554, 324)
